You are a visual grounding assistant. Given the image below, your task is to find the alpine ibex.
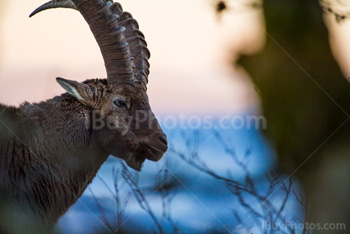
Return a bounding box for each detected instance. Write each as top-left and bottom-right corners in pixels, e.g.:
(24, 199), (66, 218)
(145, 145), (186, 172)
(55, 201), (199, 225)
(0, 0), (167, 226)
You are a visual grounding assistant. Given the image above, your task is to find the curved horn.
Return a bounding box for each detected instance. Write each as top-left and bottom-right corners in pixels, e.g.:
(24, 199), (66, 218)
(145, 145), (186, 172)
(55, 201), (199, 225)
(73, 0), (135, 83)
(29, 0), (77, 17)
(30, 0), (134, 83)
(30, 0), (151, 86)
(110, 3), (151, 85)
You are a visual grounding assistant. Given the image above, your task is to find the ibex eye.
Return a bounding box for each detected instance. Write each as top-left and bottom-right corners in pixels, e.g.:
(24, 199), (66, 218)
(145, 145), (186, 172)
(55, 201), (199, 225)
(113, 99), (127, 108)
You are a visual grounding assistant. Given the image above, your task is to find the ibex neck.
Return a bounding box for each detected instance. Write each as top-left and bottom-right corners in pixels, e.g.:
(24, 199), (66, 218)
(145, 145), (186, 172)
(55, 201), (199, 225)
(0, 96), (109, 226)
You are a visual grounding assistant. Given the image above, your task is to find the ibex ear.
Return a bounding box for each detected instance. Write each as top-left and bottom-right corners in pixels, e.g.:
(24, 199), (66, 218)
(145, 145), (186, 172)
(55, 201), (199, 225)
(56, 77), (93, 105)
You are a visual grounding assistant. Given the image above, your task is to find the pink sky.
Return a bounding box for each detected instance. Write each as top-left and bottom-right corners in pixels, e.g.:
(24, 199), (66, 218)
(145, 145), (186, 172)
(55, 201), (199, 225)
(1, 0), (349, 115)
(0, 0), (265, 116)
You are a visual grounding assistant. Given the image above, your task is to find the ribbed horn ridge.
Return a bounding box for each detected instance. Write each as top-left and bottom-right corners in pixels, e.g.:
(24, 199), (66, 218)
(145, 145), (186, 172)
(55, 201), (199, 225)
(30, 0), (152, 86)
(29, 0), (77, 17)
(70, 0), (136, 83)
(111, 2), (151, 85)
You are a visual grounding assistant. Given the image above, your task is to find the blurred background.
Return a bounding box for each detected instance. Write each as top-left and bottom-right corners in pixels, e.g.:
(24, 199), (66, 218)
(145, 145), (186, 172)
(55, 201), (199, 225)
(1, 0), (350, 233)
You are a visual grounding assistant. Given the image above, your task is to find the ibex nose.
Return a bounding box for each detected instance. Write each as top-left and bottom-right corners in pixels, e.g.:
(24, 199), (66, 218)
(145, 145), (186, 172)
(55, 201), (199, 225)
(159, 135), (168, 145)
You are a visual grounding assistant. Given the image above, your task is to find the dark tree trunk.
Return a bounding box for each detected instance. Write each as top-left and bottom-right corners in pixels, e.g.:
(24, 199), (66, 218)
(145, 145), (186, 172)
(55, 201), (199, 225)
(238, 0), (350, 228)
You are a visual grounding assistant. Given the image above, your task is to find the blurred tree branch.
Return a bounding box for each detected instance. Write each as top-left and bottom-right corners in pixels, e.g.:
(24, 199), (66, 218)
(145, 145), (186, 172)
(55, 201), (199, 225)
(213, 0), (350, 23)
(211, 0), (262, 19)
(171, 131), (309, 234)
(319, 0), (350, 22)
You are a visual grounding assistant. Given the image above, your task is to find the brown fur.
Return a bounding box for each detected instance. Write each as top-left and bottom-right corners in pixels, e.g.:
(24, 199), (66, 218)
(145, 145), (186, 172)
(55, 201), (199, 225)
(0, 79), (167, 226)
(0, 0), (167, 226)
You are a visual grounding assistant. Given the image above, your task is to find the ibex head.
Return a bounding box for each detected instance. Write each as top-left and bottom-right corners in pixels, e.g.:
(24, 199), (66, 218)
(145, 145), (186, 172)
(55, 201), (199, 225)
(31, 0), (167, 171)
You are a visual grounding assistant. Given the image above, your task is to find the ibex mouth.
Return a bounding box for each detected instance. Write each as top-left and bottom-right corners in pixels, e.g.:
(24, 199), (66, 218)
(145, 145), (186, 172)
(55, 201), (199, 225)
(143, 143), (167, 162)
(125, 142), (166, 171)
(126, 154), (146, 171)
